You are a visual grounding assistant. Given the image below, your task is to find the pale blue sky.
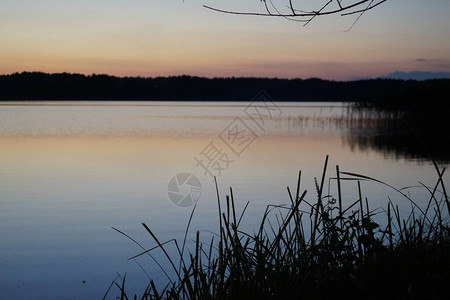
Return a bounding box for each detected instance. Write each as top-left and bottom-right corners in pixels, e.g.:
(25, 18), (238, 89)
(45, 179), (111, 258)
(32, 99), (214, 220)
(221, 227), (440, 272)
(0, 0), (449, 80)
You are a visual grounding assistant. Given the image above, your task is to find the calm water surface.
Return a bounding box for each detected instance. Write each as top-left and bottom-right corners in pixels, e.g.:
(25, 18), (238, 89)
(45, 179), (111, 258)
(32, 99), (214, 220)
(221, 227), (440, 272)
(0, 101), (446, 299)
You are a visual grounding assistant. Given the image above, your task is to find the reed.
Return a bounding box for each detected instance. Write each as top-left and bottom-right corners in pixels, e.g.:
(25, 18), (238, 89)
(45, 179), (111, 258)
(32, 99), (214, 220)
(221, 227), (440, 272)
(107, 156), (450, 299)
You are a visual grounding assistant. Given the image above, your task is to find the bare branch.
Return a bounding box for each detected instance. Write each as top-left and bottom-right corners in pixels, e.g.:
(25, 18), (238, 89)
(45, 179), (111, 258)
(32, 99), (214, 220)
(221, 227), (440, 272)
(344, 0), (375, 32)
(263, 0), (271, 15)
(342, 0), (388, 16)
(268, 0), (307, 23)
(304, 0), (333, 27)
(203, 1), (389, 26)
(288, 0), (295, 15)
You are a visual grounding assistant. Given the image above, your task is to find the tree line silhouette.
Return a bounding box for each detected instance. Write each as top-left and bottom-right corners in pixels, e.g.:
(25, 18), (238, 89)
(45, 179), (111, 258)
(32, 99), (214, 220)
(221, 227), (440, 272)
(0, 72), (448, 111)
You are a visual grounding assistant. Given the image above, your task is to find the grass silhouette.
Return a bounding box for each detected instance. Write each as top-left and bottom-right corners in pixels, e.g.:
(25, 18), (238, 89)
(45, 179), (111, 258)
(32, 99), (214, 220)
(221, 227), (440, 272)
(107, 156), (450, 299)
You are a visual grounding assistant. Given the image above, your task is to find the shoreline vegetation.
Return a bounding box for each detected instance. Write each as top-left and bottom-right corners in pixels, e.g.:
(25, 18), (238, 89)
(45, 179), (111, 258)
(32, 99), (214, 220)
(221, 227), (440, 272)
(107, 156), (450, 299)
(0, 72), (449, 110)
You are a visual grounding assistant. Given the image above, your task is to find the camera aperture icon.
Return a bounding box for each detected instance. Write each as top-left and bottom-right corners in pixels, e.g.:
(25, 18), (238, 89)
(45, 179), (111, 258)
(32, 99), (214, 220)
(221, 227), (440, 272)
(167, 173), (202, 207)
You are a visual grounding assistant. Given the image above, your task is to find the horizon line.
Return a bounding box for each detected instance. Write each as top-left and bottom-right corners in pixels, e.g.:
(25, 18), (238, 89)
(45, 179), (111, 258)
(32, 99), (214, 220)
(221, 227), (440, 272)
(2, 70), (450, 82)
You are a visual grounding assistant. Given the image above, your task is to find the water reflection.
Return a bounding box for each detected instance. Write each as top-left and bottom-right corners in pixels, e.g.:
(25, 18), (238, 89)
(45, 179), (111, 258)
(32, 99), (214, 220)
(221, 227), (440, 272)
(1, 101), (444, 163)
(345, 108), (450, 164)
(0, 101), (447, 299)
(273, 106), (450, 164)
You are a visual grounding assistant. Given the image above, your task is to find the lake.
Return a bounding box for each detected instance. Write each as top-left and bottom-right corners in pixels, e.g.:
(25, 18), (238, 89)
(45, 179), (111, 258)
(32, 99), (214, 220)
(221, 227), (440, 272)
(0, 100), (446, 299)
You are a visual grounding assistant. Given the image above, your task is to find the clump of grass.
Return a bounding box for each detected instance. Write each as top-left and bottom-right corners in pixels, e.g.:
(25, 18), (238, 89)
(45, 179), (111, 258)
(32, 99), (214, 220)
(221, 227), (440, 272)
(108, 156), (450, 299)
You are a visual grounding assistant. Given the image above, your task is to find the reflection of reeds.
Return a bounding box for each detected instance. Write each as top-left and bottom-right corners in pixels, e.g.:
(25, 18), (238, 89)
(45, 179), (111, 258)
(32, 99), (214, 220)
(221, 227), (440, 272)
(346, 106), (450, 163)
(284, 108), (401, 133)
(108, 156), (450, 299)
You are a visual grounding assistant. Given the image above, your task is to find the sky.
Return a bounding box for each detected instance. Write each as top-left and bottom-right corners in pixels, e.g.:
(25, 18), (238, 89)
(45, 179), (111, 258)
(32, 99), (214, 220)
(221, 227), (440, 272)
(0, 0), (449, 80)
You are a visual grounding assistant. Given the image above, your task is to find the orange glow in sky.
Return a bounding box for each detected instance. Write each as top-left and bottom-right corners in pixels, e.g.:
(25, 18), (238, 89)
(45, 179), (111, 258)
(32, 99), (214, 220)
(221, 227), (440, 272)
(0, 0), (449, 80)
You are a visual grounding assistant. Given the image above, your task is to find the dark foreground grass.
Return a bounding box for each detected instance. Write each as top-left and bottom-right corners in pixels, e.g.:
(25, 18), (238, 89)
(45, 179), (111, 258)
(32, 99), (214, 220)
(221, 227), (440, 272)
(107, 156), (450, 299)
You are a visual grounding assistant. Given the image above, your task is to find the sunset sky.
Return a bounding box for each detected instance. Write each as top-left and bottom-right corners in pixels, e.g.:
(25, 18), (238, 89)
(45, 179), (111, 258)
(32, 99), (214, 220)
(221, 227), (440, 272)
(0, 0), (449, 80)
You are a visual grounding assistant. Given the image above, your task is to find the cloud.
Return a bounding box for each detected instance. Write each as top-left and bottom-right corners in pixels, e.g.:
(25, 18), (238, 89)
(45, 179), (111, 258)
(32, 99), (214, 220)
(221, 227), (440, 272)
(416, 58), (427, 62)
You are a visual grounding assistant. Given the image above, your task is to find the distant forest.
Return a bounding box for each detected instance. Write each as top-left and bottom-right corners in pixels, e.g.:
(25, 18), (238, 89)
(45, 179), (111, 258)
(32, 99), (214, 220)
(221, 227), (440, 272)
(1, 72), (449, 111)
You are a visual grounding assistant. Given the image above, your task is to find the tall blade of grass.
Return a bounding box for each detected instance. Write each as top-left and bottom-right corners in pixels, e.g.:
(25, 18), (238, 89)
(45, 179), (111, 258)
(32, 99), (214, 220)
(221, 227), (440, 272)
(358, 180), (363, 220)
(294, 171), (304, 230)
(336, 165), (343, 229)
(430, 157), (450, 215)
(179, 202), (198, 274)
(193, 231), (200, 298)
(230, 187), (237, 226)
(418, 179), (442, 229)
(435, 166), (449, 216)
(142, 223), (181, 282)
(114, 273), (129, 300)
(112, 227), (173, 283)
(236, 201), (250, 228)
(181, 263), (195, 298)
(257, 205), (273, 249)
(149, 280), (160, 299)
(312, 155), (329, 245)
(295, 170), (302, 205)
(102, 273), (121, 300)
(387, 202), (393, 251)
(270, 190), (307, 253)
(127, 240), (174, 261)
(341, 170), (427, 216)
(365, 197), (370, 219)
(419, 180), (444, 226)
(393, 205), (405, 244)
(287, 186), (294, 205)
(226, 195), (230, 227)
(133, 259), (151, 281)
(214, 176), (223, 233)
(213, 176), (226, 298)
